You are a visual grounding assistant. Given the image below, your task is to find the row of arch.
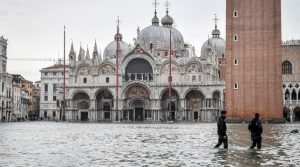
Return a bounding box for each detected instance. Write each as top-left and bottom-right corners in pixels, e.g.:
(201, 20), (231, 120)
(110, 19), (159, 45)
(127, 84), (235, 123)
(283, 107), (300, 121)
(75, 58), (208, 76)
(284, 89), (300, 100)
(70, 86), (222, 111)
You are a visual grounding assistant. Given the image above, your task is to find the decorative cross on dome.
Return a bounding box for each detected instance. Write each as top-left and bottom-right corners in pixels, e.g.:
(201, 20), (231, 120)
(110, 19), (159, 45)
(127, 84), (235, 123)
(213, 14), (219, 29)
(165, 0), (170, 13)
(153, 0), (159, 10)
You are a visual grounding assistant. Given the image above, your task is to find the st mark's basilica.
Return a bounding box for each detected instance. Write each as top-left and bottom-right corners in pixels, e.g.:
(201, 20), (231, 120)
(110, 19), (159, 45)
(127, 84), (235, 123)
(40, 5), (226, 122)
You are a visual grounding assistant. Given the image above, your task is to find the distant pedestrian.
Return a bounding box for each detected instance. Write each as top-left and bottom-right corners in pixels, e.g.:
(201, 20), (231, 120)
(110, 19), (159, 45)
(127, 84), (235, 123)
(214, 110), (228, 149)
(248, 113), (263, 150)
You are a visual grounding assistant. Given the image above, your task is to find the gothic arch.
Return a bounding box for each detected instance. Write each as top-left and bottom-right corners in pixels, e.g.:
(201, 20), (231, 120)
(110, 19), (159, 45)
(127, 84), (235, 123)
(185, 62), (203, 73)
(159, 61), (181, 74)
(71, 91), (90, 109)
(76, 64), (92, 76)
(98, 63), (116, 75)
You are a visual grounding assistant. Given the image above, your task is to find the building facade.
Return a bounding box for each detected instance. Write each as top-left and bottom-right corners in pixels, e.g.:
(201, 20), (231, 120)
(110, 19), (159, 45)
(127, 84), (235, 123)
(60, 8), (225, 122)
(39, 8), (226, 122)
(0, 36), (13, 122)
(39, 64), (69, 121)
(282, 40), (300, 122)
(225, 0), (283, 121)
(32, 81), (41, 120)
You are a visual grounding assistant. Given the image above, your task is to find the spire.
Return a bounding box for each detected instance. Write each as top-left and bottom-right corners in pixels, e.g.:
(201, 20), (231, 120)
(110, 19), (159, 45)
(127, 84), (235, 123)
(92, 40), (99, 59)
(86, 45), (90, 60)
(69, 42), (76, 61)
(212, 14), (220, 38)
(78, 44), (85, 61)
(152, 0), (160, 25)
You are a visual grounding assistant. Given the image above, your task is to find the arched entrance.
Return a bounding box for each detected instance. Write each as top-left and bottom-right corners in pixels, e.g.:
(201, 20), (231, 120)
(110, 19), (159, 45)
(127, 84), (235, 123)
(72, 92), (90, 121)
(95, 89), (113, 120)
(294, 107), (300, 121)
(283, 107), (291, 122)
(124, 84), (150, 122)
(185, 90), (205, 121)
(161, 89), (179, 121)
(132, 100), (145, 121)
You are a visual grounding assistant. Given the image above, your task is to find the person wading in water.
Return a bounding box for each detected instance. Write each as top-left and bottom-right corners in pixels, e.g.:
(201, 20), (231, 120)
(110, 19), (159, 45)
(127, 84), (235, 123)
(214, 110), (228, 149)
(248, 113), (263, 150)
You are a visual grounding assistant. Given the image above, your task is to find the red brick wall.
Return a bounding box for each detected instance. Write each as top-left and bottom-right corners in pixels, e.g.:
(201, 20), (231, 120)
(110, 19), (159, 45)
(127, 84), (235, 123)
(225, 0), (283, 120)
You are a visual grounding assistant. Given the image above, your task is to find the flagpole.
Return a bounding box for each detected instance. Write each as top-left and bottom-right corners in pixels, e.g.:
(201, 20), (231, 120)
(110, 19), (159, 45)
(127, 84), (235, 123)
(116, 19), (120, 122)
(63, 26), (66, 121)
(168, 26), (172, 121)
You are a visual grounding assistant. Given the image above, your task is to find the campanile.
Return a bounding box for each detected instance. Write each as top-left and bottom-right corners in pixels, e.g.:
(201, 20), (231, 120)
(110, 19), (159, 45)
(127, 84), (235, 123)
(225, 0), (283, 120)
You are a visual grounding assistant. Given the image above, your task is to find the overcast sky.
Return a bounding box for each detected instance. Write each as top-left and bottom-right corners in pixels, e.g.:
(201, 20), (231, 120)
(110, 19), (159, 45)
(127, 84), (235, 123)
(1, 0), (300, 82)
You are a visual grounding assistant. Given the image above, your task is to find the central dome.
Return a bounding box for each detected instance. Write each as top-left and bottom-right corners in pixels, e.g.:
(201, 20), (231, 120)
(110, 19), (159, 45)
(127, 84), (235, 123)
(138, 25), (184, 52)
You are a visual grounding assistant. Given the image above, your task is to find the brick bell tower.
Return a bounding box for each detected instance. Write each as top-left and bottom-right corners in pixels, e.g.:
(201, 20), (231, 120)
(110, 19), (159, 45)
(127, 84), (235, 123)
(225, 0), (283, 121)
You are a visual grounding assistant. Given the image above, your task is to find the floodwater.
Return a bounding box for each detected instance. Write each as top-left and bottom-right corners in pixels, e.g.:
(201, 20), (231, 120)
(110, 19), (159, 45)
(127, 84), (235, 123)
(0, 122), (299, 167)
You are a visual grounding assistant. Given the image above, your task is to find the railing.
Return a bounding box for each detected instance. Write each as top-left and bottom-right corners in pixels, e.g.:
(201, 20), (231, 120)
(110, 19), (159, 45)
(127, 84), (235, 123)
(284, 100), (300, 105)
(122, 73), (154, 83)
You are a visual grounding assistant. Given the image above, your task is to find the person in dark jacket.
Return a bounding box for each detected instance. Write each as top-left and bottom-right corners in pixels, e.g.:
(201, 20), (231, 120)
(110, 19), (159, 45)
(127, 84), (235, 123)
(248, 113), (263, 150)
(214, 110), (228, 149)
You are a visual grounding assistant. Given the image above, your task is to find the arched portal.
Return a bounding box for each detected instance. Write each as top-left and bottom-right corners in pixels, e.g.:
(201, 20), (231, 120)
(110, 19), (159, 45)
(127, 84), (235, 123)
(295, 107), (300, 121)
(124, 84), (150, 121)
(160, 89), (179, 121)
(185, 90), (205, 121)
(72, 92), (90, 121)
(131, 100), (145, 121)
(95, 89), (113, 120)
(283, 107), (291, 122)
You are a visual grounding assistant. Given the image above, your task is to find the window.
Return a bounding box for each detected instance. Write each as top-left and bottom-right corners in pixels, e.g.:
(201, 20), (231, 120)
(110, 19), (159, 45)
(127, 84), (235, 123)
(164, 51), (168, 57)
(233, 10), (238, 17)
(83, 78), (87, 84)
(44, 96), (48, 101)
(282, 60), (292, 74)
(2, 82), (4, 92)
(53, 84), (57, 92)
(44, 111), (47, 118)
(53, 111), (56, 118)
(233, 58), (238, 65)
(192, 76), (196, 82)
(53, 72), (57, 76)
(61, 72), (64, 76)
(233, 35), (238, 41)
(53, 96), (56, 101)
(45, 72), (48, 76)
(234, 83), (239, 90)
(44, 84), (48, 92)
(106, 77), (110, 83)
(219, 60), (222, 65)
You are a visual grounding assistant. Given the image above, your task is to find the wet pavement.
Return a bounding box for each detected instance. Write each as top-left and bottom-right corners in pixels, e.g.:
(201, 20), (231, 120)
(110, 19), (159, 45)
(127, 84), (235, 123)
(0, 122), (299, 167)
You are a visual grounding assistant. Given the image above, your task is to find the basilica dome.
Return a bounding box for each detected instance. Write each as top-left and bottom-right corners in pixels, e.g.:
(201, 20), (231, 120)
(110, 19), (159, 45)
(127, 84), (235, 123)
(103, 33), (130, 59)
(137, 10), (184, 52)
(201, 26), (225, 58)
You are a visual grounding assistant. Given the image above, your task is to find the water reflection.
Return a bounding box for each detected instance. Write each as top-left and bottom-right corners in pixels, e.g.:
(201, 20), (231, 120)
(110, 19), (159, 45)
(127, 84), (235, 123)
(0, 122), (299, 166)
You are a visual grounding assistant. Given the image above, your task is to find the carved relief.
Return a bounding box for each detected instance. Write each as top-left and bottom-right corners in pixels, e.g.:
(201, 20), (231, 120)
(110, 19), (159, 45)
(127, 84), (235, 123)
(161, 63), (180, 74)
(77, 66), (91, 75)
(99, 64), (116, 75)
(125, 85), (150, 99)
(186, 63), (202, 73)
